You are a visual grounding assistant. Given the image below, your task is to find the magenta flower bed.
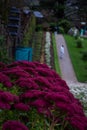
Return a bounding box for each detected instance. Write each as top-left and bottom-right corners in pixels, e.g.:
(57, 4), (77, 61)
(0, 61), (87, 130)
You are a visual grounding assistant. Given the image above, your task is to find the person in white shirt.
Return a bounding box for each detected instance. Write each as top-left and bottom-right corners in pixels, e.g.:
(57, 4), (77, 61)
(60, 45), (64, 59)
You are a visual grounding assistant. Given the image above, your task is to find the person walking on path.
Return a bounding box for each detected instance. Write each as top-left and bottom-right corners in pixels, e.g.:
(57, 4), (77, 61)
(55, 34), (87, 88)
(60, 44), (64, 59)
(55, 34), (77, 83)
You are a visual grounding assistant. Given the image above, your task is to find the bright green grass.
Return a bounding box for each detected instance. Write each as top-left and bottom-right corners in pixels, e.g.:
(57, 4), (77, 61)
(52, 33), (61, 75)
(64, 35), (87, 82)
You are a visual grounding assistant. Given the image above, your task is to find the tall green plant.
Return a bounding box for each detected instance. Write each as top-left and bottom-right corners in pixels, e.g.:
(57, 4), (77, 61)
(0, 35), (12, 63)
(58, 19), (72, 33)
(76, 37), (83, 48)
(22, 15), (36, 47)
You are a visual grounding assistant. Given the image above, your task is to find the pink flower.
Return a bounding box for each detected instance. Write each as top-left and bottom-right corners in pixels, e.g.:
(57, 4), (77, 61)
(36, 67), (54, 77)
(37, 107), (51, 117)
(35, 62), (49, 68)
(20, 90), (45, 101)
(14, 102), (30, 111)
(20, 67), (37, 76)
(32, 98), (47, 107)
(0, 61), (87, 130)
(0, 101), (10, 109)
(0, 91), (19, 102)
(4, 81), (13, 88)
(3, 66), (30, 79)
(20, 91), (35, 100)
(0, 72), (12, 88)
(2, 120), (29, 130)
(0, 62), (6, 69)
(0, 91), (19, 109)
(6, 61), (20, 68)
(68, 102), (85, 116)
(45, 92), (71, 103)
(67, 115), (87, 130)
(56, 102), (70, 112)
(34, 76), (53, 89)
(29, 90), (45, 97)
(18, 61), (36, 68)
(15, 77), (39, 89)
(50, 69), (61, 78)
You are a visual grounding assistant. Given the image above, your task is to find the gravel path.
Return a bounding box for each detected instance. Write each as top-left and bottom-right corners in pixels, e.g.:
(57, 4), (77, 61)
(55, 34), (87, 88)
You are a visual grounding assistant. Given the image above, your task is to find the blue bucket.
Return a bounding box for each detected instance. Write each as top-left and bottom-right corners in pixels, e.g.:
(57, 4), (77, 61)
(15, 47), (32, 61)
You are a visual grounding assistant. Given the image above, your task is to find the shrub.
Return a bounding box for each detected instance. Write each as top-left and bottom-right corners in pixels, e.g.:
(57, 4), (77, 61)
(0, 35), (12, 64)
(49, 23), (58, 32)
(0, 61), (87, 130)
(74, 35), (79, 40)
(35, 25), (43, 31)
(76, 37), (83, 48)
(22, 15), (36, 46)
(59, 26), (65, 34)
(82, 51), (87, 61)
(58, 19), (72, 33)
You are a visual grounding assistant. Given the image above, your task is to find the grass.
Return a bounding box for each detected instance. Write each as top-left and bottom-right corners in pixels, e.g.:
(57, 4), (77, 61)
(52, 33), (61, 75)
(64, 34), (87, 82)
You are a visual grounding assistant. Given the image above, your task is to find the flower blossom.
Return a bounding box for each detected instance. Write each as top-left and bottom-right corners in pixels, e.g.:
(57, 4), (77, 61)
(0, 91), (19, 109)
(2, 120), (29, 130)
(0, 72), (12, 88)
(14, 102), (30, 111)
(0, 61), (87, 129)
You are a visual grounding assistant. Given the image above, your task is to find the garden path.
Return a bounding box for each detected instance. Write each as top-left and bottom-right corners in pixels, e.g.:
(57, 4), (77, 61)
(55, 34), (87, 87)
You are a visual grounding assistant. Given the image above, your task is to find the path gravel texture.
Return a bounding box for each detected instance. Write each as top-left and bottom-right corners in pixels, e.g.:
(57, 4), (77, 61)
(55, 34), (87, 88)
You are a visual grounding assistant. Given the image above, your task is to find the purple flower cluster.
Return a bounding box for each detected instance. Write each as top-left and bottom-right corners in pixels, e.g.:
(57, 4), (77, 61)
(15, 77), (39, 89)
(0, 62), (6, 70)
(14, 102), (30, 111)
(2, 120), (29, 130)
(3, 66), (30, 79)
(0, 72), (12, 87)
(0, 61), (87, 130)
(0, 90), (19, 109)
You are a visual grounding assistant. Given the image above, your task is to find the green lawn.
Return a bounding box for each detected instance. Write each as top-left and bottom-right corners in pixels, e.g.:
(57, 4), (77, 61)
(52, 33), (61, 75)
(64, 35), (87, 82)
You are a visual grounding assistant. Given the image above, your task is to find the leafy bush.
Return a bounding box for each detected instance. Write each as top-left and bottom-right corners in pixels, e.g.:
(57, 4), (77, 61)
(82, 51), (87, 61)
(76, 37), (83, 48)
(0, 35), (12, 64)
(0, 61), (87, 130)
(58, 19), (72, 33)
(74, 35), (79, 40)
(59, 26), (65, 34)
(32, 31), (43, 61)
(22, 15), (36, 46)
(49, 23), (58, 32)
(35, 24), (43, 31)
